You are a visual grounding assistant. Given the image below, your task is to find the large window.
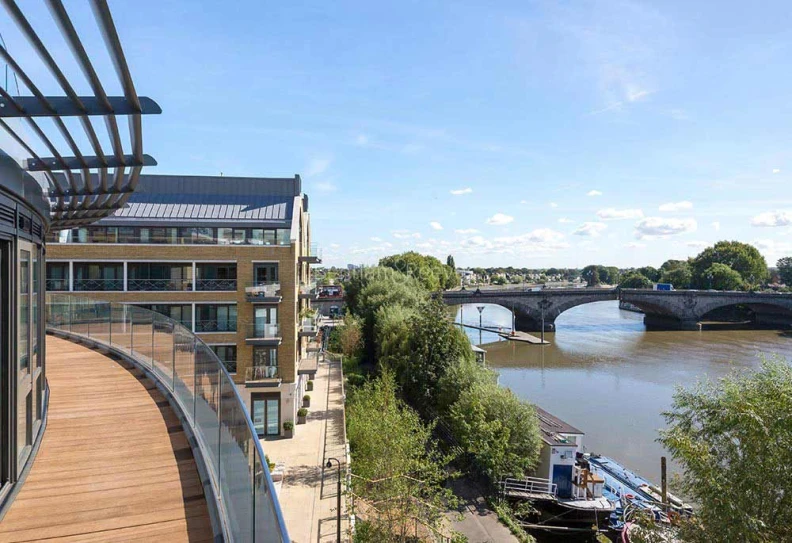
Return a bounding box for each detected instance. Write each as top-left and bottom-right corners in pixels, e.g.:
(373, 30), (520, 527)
(252, 346), (278, 377)
(253, 263), (279, 284)
(134, 304), (193, 329)
(73, 262), (123, 291)
(196, 304), (237, 333)
(196, 263), (237, 291)
(128, 262), (193, 291)
(50, 226), (292, 246)
(210, 345), (237, 374)
(46, 262), (69, 291)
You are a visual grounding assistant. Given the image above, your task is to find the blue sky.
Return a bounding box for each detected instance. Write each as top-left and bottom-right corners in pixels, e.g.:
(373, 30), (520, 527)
(4, 1), (792, 268)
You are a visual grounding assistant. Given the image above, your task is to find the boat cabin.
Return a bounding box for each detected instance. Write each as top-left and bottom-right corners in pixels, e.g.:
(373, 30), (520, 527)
(471, 344), (486, 364)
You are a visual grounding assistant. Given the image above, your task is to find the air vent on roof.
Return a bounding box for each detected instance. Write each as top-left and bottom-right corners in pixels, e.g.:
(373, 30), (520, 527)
(32, 220), (42, 238)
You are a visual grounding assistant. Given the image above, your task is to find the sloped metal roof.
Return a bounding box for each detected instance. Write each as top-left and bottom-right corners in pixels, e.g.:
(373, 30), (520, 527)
(96, 174), (300, 226)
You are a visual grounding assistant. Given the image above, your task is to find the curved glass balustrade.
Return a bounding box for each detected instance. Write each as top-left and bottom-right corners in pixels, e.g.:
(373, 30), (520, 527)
(45, 294), (290, 543)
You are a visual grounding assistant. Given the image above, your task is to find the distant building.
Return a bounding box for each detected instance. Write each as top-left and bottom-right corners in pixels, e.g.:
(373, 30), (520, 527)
(46, 174), (321, 436)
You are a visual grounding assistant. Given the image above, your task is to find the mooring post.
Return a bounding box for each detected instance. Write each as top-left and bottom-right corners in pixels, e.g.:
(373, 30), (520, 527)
(661, 456), (668, 507)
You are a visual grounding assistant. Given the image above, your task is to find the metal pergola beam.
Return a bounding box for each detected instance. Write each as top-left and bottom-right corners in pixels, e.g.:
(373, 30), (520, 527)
(26, 154), (157, 172)
(0, 96), (162, 118)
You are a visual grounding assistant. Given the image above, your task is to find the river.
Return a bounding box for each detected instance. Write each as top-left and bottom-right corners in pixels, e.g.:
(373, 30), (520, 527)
(454, 300), (792, 483)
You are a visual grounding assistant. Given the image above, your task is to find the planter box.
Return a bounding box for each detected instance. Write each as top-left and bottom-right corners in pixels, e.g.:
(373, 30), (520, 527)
(306, 382), (314, 391)
(284, 429), (293, 438)
(303, 399), (310, 408)
(297, 415), (307, 424)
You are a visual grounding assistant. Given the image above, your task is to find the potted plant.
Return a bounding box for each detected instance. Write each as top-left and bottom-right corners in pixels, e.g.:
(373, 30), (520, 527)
(297, 408), (308, 424)
(303, 394), (311, 408)
(306, 379), (314, 392)
(283, 421), (294, 438)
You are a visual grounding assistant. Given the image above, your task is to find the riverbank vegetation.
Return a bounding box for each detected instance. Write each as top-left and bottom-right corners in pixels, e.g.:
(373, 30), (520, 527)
(333, 257), (542, 540)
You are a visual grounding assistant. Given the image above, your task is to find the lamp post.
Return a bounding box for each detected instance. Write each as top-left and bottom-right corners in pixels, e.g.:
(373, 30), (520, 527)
(476, 305), (485, 344)
(538, 299), (552, 344)
(326, 457), (342, 542)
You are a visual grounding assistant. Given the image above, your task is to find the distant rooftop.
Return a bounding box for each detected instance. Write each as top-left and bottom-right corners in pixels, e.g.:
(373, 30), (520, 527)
(535, 406), (583, 447)
(94, 174), (302, 227)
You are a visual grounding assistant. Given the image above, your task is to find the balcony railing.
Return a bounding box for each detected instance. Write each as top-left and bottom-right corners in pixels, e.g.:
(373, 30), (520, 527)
(72, 278), (123, 291)
(244, 282), (281, 302)
(127, 278), (193, 291)
(245, 366), (280, 382)
(45, 295), (290, 542)
(194, 319), (237, 333)
(300, 315), (320, 335)
(46, 278), (69, 291)
(196, 278), (238, 291)
(299, 281), (317, 299)
(299, 244), (322, 263)
(244, 323), (281, 340)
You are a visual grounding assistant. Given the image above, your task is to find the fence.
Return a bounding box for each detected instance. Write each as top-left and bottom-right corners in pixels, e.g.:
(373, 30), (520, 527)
(45, 294), (290, 543)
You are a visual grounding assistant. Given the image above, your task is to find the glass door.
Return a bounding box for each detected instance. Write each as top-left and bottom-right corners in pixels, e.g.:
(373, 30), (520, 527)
(16, 241), (33, 470)
(266, 399), (279, 435)
(254, 306), (277, 337)
(252, 399), (266, 436)
(252, 395), (280, 436)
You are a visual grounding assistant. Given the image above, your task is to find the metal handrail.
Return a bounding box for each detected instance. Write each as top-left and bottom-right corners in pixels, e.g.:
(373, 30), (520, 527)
(501, 476), (557, 496)
(45, 295), (290, 542)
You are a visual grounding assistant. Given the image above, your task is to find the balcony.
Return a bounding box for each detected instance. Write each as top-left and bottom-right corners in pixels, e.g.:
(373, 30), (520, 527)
(244, 323), (282, 345)
(72, 278), (123, 291)
(245, 281), (282, 303)
(196, 278), (237, 291)
(299, 281), (318, 300)
(21, 296), (290, 541)
(298, 244), (322, 264)
(128, 278), (193, 291)
(45, 277), (69, 291)
(298, 352), (319, 375)
(194, 318), (237, 333)
(299, 315), (321, 337)
(245, 366), (281, 386)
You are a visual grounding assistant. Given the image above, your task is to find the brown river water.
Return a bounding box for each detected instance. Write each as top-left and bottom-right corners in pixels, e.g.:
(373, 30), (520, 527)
(455, 300), (792, 482)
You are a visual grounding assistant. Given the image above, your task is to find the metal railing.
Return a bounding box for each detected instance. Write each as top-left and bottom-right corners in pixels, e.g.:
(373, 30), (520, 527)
(45, 278), (69, 291)
(299, 281), (317, 295)
(72, 278), (123, 291)
(244, 323), (281, 339)
(245, 366), (280, 382)
(197, 279), (238, 291)
(127, 278), (193, 291)
(244, 282), (281, 300)
(304, 244), (322, 259)
(195, 319), (238, 333)
(501, 476), (557, 497)
(45, 295), (289, 542)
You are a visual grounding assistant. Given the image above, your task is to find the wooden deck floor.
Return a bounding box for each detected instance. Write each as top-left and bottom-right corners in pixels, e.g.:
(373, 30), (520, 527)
(0, 336), (213, 542)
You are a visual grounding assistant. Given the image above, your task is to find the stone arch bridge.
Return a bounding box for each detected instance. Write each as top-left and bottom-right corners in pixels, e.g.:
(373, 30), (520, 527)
(440, 288), (792, 331)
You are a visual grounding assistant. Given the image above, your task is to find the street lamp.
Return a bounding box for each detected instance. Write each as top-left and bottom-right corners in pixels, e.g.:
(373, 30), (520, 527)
(326, 457), (342, 542)
(538, 299), (552, 344)
(476, 305), (485, 344)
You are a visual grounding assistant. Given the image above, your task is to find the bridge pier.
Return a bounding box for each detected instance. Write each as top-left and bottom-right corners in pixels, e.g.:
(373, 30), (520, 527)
(514, 313), (555, 333)
(643, 314), (701, 331)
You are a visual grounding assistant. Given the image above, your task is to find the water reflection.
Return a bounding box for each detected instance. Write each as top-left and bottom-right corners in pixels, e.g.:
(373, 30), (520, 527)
(454, 301), (792, 481)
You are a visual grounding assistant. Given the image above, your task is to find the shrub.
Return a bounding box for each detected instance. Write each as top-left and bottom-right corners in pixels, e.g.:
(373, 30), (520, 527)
(283, 421), (294, 431)
(303, 394), (311, 402)
(297, 408), (308, 417)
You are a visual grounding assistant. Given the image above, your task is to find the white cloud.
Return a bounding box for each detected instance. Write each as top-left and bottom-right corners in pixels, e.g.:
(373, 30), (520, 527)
(355, 134), (369, 146)
(392, 230), (422, 239)
(457, 229), (569, 256)
(549, 202), (559, 208)
(314, 181), (337, 192)
(486, 213), (514, 226)
(634, 217), (697, 239)
(572, 222), (608, 237)
(429, 221), (443, 231)
(597, 208), (644, 220)
(587, 190), (603, 197)
(520, 200), (528, 204)
(712, 221), (721, 232)
(625, 242), (646, 249)
(330, 243), (341, 249)
(686, 241), (708, 249)
(773, 168), (781, 174)
(751, 211), (792, 227)
(450, 187), (473, 195)
(558, 217), (574, 224)
(753, 239), (792, 260)
(659, 201), (693, 212)
(305, 156), (332, 177)
(370, 237), (382, 242)
(455, 228), (479, 234)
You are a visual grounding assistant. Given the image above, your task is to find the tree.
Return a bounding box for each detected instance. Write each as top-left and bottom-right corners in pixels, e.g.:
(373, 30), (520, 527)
(601, 266), (621, 285)
(660, 259), (688, 272)
(446, 254), (455, 270)
(637, 266), (661, 282)
(582, 265), (601, 287)
(380, 251), (459, 291)
(660, 265), (692, 289)
(690, 241), (769, 288)
(347, 372), (457, 541)
(659, 357), (792, 543)
(777, 257), (792, 286)
(619, 272), (653, 289)
(703, 262), (744, 291)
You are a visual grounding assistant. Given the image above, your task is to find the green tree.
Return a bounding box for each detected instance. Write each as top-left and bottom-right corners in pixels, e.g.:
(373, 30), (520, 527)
(659, 356), (792, 543)
(637, 266), (661, 282)
(347, 372), (457, 540)
(582, 265), (601, 287)
(446, 254), (456, 270)
(448, 381), (542, 480)
(619, 272), (653, 289)
(659, 266), (692, 289)
(380, 251), (459, 291)
(777, 257), (792, 286)
(702, 262), (744, 291)
(690, 241), (769, 288)
(660, 259), (689, 272)
(602, 266), (621, 285)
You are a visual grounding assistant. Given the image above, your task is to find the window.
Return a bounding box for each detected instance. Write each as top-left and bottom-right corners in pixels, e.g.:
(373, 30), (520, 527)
(276, 229), (290, 245)
(251, 394), (280, 436)
(135, 304), (192, 329)
(253, 346), (278, 374)
(250, 229), (264, 245)
(210, 345), (237, 373)
(263, 229), (276, 246)
(217, 228), (233, 245)
(253, 263), (279, 284)
(196, 263), (237, 291)
(196, 304), (237, 332)
(19, 249), (29, 374)
(46, 262), (69, 291)
(128, 262), (192, 291)
(73, 263), (123, 291)
(118, 227), (137, 243)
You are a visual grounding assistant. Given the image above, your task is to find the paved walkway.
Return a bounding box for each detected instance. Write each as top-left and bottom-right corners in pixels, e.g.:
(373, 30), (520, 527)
(446, 478), (518, 543)
(261, 356), (348, 543)
(0, 336), (212, 543)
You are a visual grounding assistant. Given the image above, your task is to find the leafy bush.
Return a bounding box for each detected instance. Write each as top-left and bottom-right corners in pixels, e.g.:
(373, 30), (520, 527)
(297, 408), (308, 417)
(283, 421), (294, 431)
(303, 394), (311, 402)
